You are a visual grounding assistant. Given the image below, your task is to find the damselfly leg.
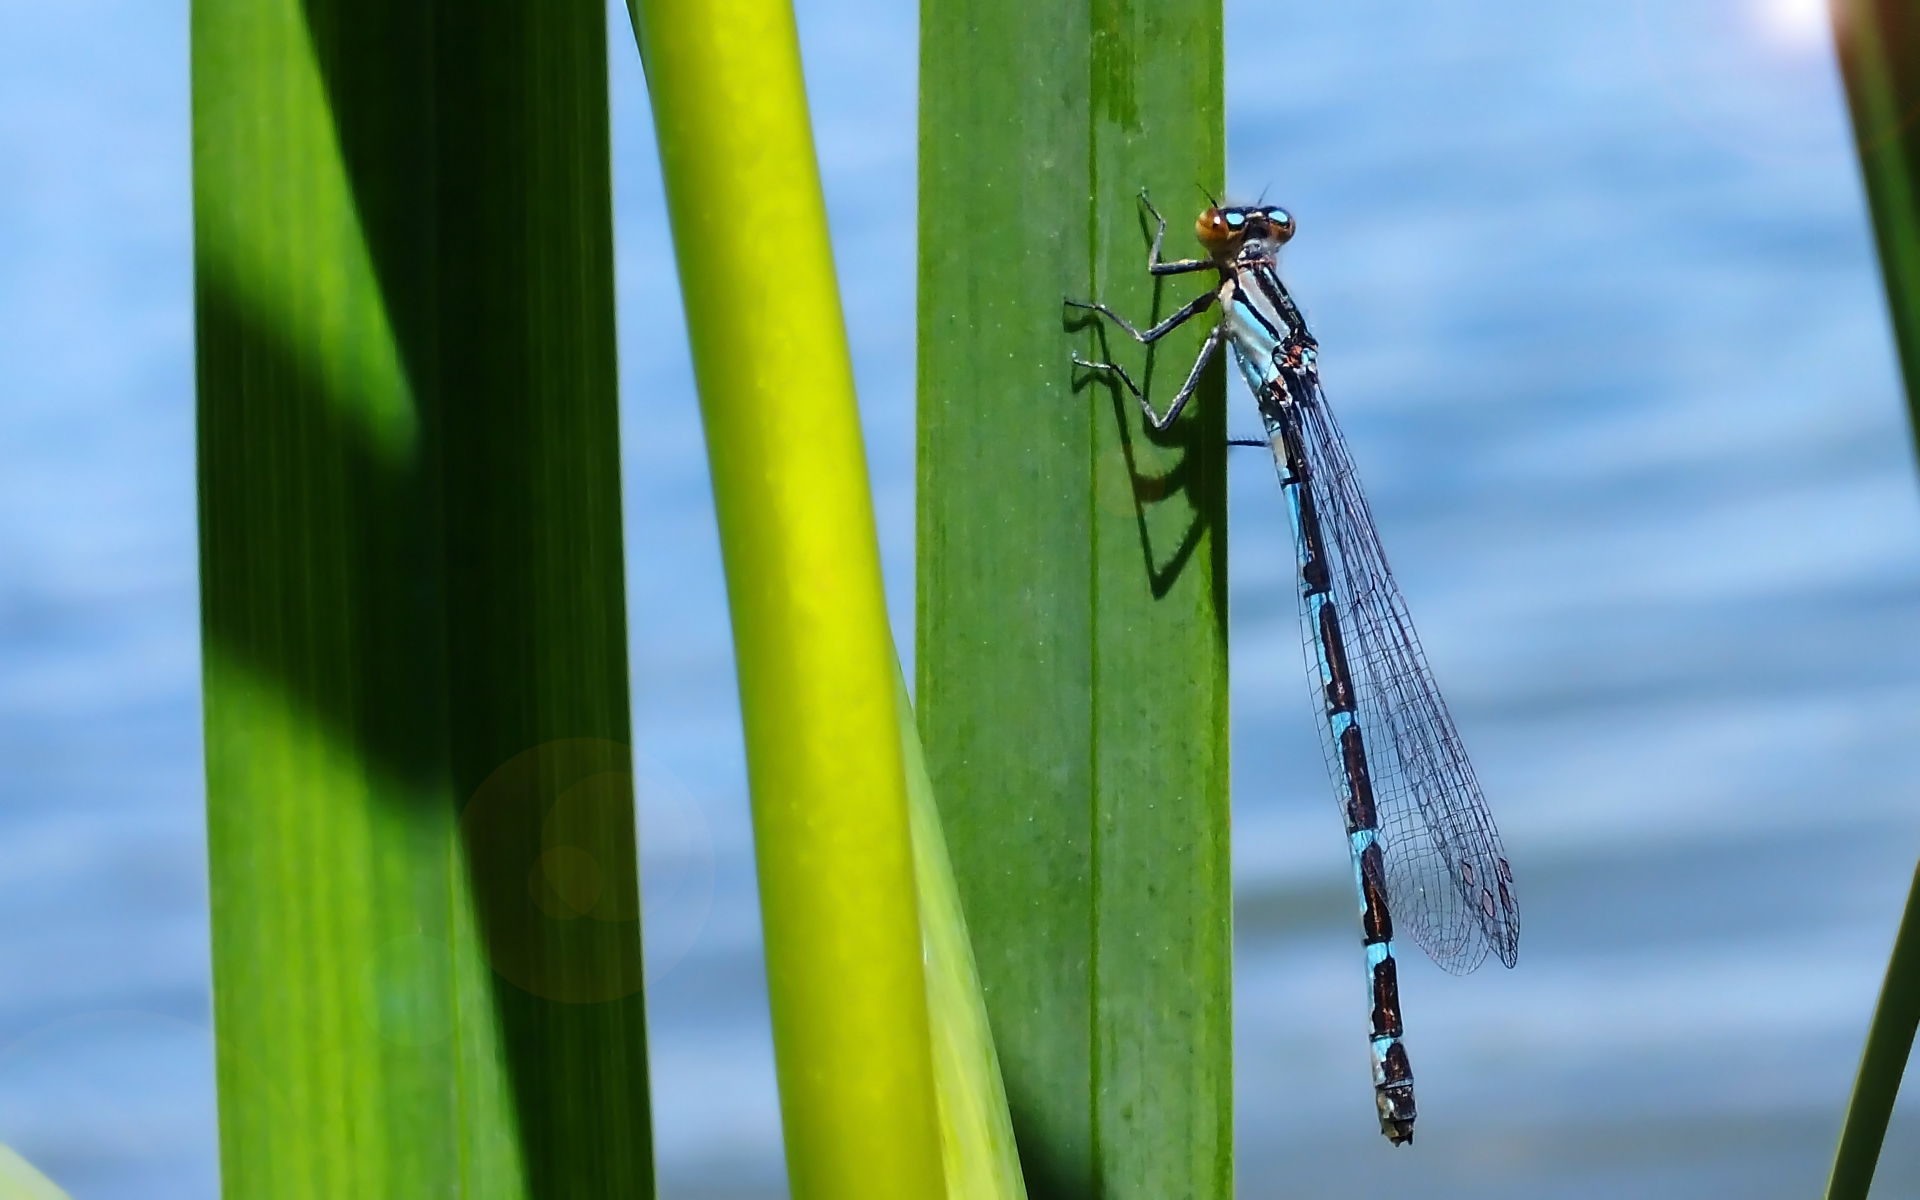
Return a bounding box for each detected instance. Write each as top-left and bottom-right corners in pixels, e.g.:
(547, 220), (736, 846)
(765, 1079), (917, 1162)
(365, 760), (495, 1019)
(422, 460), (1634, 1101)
(1067, 192), (1230, 431)
(1069, 321), (1226, 433)
(1140, 189), (1225, 276)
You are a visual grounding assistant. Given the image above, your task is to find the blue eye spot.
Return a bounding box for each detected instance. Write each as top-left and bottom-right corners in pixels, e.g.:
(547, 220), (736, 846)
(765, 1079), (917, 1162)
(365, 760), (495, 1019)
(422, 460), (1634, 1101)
(1225, 212), (1245, 227)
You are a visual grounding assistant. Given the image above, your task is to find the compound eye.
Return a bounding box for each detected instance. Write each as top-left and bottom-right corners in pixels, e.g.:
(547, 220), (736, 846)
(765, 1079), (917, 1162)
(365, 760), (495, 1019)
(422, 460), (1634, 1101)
(1264, 207), (1295, 243)
(1195, 207), (1235, 249)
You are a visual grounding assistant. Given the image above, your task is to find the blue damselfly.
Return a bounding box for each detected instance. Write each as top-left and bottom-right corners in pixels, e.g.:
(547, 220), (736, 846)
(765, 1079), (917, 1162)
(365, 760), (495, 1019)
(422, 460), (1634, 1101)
(1069, 192), (1519, 1145)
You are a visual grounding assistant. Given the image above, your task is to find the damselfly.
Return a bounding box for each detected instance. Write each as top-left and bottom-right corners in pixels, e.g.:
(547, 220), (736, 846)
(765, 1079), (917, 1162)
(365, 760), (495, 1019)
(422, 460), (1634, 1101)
(1068, 192), (1519, 1146)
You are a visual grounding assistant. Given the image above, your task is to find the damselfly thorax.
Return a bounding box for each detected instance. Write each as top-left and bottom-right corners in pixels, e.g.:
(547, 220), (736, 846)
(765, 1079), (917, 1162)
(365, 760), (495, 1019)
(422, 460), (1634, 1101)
(1068, 197), (1316, 430)
(1068, 193), (1519, 1148)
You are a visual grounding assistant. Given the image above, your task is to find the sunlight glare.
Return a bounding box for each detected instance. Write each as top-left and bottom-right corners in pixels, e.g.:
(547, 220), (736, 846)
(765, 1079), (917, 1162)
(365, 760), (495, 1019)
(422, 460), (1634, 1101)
(1755, 0), (1830, 53)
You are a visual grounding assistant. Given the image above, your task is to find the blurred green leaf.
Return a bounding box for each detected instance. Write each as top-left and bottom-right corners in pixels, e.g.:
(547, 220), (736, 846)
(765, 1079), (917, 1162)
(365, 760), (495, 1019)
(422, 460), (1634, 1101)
(194, 0), (650, 1192)
(1826, 5), (1920, 1197)
(0, 1143), (70, 1200)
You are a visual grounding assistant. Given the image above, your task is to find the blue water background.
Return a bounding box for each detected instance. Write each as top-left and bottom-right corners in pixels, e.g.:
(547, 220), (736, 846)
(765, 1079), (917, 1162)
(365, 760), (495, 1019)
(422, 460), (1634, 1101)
(3, 0), (1919, 1196)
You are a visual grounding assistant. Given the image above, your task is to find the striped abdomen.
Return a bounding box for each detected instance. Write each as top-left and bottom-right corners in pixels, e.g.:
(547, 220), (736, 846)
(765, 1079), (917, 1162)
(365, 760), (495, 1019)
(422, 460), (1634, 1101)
(1273, 403), (1418, 1146)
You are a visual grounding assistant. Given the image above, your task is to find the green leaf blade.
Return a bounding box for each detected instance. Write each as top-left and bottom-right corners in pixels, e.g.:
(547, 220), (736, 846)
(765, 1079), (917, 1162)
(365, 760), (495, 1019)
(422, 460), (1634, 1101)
(194, 0), (650, 1192)
(918, 2), (1231, 1196)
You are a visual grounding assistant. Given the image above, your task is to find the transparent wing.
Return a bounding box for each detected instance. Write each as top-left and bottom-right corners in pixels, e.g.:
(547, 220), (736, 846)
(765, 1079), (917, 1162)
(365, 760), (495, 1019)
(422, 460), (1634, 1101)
(1268, 373), (1519, 974)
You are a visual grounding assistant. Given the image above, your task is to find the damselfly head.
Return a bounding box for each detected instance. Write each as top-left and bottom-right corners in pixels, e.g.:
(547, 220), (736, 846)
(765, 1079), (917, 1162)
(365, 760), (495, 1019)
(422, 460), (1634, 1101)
(1195, 204), (1296, 258)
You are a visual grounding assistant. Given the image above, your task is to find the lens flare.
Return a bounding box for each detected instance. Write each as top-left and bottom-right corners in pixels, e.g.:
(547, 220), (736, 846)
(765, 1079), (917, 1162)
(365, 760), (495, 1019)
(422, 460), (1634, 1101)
(1755, 0), (1828, 52)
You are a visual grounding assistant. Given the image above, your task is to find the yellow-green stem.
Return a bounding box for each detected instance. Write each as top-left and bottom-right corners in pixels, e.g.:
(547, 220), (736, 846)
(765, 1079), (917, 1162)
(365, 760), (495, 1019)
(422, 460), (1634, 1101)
(626, 3), (946, 1197)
